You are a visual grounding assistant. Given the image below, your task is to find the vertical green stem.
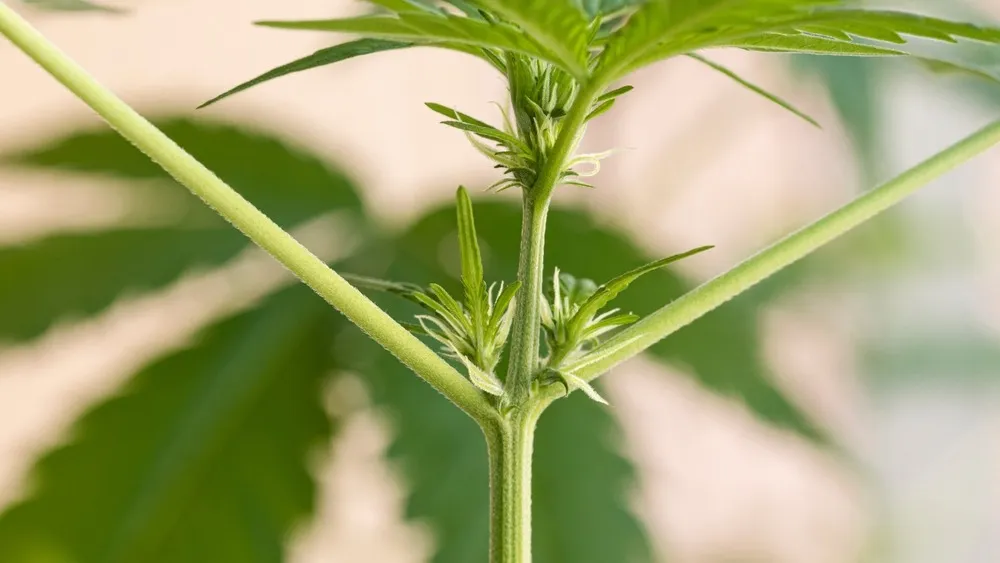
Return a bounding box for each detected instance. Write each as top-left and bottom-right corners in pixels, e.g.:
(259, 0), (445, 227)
(487, 403), (545, 563)
(505, 193), (551, 405)
(504, 79), (604, 405)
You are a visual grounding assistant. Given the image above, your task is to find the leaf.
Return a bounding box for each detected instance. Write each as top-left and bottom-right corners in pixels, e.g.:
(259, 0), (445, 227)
(426, 102), (495, 129)
(688, 53), (820, 127)
(454, 349), (505, 396)
(455, 186), (487, 323)
(595, 84), (634, 103)
(596, 0), (834, 78)
(568, 245), (714, 339)
(397, 200), (826, 443)
(442, 120), (526, 150)
(599, 2), (1000, 81)
(473, 0), (591, 79)
(723, 33), (906, 56)
(584, 99), (615, 121)
(21, 0), (122, 12)
(577, 0), (643, 20)
(199, 39), (411, 108)
(555, 370), (610, 405)
(256, 14), (578, 76)
(487, 280), (521, 340)
(0, 118), (362, 343)
(0, 287), (337, 563)
(532, 397), (650, 562)
(0, 230), (244, 344)
(342, 328), (491, 563)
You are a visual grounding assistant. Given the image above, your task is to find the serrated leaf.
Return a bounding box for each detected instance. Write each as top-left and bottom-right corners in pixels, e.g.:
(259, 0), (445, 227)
(688, 53), (820, 127)
(599, 3), (1000, 81)
(0, 119), (361, 343)
(199, 39), (410, 108)
(0, 229), (245, 344)
(340, 326), (490, 563)
(597, 0), (836, 78)
(256, 14), (578, 76)
(396, 201), (826, 443)
(532, 393), (648, 561)
(724, 33), (905, 56)
(473, 0), (591, 79)
(0, 287), (337, 563)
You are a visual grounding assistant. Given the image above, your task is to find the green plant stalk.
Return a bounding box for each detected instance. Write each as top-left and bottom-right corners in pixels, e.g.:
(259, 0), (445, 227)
(0, 1), (497, 425)
(557, 118), (1000, 388)
(504, 80), (602, 406)
(485, 399), (547, 563)
(497, 78), (604, 560)
(504, 192), (550, 405)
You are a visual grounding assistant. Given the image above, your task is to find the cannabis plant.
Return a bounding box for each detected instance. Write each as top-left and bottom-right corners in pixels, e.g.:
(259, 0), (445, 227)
(2, 0), (1000, 561)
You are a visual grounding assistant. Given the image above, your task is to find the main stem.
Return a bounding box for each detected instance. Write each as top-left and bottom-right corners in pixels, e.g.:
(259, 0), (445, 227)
(505, 80), (603, 406)
(504, 192), (551, 405)
(487, 401), (547, 563)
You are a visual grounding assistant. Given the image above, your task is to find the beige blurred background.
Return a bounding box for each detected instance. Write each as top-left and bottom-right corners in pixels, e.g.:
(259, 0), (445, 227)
(1, 1), (999, 562)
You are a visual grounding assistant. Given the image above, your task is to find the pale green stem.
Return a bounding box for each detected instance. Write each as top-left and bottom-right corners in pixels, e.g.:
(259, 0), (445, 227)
(486, 401), (546, 563)
(557, 119), (1000, 387)
(0, 1), (497, 425)
(504, 192), (550, 405)
(504, 80), (603, 405)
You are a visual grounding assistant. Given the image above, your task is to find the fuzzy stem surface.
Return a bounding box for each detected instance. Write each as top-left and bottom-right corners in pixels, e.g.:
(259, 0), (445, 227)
(486, 401), (547, 563)
(504, 80), (603, 405)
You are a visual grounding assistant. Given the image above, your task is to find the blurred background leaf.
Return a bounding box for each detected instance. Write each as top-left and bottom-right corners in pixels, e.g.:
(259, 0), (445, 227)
(0, 286), (338, 563)
(0, 119), (362, 343)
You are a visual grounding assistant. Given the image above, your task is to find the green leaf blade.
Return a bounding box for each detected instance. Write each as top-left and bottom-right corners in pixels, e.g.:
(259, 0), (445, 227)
(456, 186), (486, 323)
(199, 39), (411, 108)
(0, 287), (337, 563)
(0, 119), (362, 343)
(569, 245), (714, 338)
(256, 14), (577, 74)
(473, 0), (591, 79)
(598, 3), (1000, 82)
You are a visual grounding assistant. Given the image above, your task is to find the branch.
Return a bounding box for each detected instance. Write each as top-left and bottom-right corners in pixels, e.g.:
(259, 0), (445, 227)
(0, 1), (497, 424)
(563, 118), (1000, 384)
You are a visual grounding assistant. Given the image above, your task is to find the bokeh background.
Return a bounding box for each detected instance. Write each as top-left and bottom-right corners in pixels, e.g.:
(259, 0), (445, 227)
(1, 0), (999, 562)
